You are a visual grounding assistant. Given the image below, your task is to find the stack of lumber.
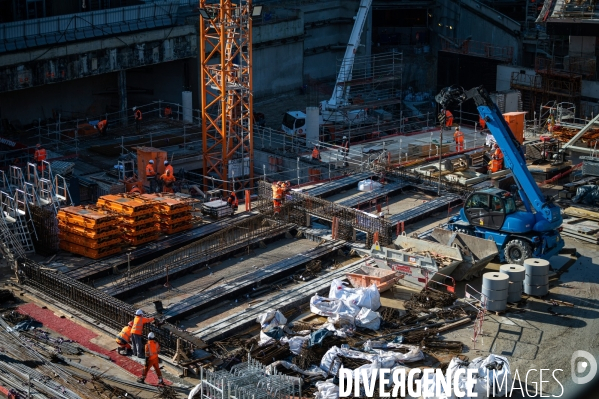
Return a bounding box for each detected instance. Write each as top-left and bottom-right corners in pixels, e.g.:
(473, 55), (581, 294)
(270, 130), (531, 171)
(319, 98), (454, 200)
(561, 207), (599, 244)
(139, 193), (193, 235)
(57, 206), (122, 259)
(97, 194), (159, 246)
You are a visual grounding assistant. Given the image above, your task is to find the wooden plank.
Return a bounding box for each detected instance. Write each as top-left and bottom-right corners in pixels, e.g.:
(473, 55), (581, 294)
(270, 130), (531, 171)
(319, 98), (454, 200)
(564, 207), (599, 222)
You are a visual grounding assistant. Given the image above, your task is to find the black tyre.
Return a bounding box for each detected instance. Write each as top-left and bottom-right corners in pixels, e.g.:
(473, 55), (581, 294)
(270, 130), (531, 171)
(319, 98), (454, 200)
(503, 239), (532, 265)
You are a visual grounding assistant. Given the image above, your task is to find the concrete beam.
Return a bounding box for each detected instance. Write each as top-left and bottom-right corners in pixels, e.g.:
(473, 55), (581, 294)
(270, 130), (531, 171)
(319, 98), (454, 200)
(0, 25), (196, 67)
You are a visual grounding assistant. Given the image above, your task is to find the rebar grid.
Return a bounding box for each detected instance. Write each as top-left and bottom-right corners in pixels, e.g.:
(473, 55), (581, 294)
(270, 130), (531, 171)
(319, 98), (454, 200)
(199, 357), (301, 399)
(104, 212), (292, 296)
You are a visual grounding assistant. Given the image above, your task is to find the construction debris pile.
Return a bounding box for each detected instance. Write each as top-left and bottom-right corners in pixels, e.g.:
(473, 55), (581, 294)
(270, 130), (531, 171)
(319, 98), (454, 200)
(58, 193), (197, 258)
(57, 206), (122, 259)
(553, 125), (599, 146)
(0, 309), (157, 399)
(195, 280), (480, 398)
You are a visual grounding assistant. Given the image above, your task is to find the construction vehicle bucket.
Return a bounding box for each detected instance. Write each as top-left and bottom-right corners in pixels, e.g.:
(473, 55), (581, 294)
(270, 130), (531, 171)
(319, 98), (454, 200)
(431, 228), (498, 281)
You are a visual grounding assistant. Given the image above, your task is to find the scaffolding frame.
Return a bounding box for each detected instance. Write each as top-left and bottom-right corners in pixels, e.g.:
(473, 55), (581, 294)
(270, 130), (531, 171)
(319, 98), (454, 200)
(200, 0), (254, 192)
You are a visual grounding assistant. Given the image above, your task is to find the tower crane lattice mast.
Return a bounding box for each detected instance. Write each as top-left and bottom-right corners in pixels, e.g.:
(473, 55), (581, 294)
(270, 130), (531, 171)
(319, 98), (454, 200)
(200, 0), (254, 192)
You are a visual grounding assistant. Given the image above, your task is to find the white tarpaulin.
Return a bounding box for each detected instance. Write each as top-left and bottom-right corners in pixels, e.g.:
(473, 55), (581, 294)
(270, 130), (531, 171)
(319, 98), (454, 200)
(310, 295), (360, 319)
(320, 345), (424, 376)
(314, 379), (339, 399)
(256, 310), (287, 330)
(355, 308), (381, 330)
(328, 279), (381, 310)
(280, 335), (310, 355)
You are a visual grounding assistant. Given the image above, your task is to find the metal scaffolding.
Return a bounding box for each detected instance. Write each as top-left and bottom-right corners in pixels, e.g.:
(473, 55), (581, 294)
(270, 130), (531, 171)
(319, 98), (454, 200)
(200, 0), (254, 192)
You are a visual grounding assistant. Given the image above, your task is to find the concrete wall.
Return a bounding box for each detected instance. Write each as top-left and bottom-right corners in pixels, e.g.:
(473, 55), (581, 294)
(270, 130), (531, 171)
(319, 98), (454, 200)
(435, 0), (521, 64)
(0, 72), (117, 124)
(253, 17), (304, 97)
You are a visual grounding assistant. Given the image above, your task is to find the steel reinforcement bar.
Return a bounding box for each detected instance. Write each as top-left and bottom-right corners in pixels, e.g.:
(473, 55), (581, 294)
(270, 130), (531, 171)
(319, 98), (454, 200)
(17, 259), (207, 355)
(104, 212), (293, 297)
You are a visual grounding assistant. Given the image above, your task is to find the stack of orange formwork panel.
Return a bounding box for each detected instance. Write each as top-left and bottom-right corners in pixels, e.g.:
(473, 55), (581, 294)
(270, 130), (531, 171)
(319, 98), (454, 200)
(57, 206), (122, 259)
(139, 194), (193, 235)
(97, 194), (159, 246)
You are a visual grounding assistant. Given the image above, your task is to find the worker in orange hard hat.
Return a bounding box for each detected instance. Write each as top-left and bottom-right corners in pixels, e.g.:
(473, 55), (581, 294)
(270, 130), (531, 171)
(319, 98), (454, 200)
(312, 145), (321, 161)
(444, 109), (454, 129)
(116, 321), (134, 355)
(160, 169), (176, 193)
(453, 126), (464, 152)
(478, 115), (486, 132)
(146, 160), (157, 193)
(97, 119), (108, 136)
(134, 107), (142, 134)
(33, 143), (47, 173)
(227, 191), (239, 212)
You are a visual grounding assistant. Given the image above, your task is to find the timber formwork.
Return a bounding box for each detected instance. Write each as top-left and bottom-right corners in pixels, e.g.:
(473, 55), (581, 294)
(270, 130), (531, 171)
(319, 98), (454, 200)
(17, 259), (207, 356)
(103, 212), (293, 298)
(163, 240), (346, 321)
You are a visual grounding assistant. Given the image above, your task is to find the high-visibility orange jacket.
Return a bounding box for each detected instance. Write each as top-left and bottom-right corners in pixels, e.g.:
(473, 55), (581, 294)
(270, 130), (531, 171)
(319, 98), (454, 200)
(160, 173), (176, 186)
(34, 148), (47, 162)
(454, 130), (464, 143)
(165, 164), (174, 176)
(132, 315), (154, 335)
(146, 164), (156, 178)
(117, 325), (132, 343)
(312, 148), (320, 159)
(493, 148), (504, 160)
(135, 109), (142, 121)
(479, 117), (486, 129)
(164, 107), (172, 117)
(228, 194), (238, 207)
(98, 120), (107, 131)
(145, 340), (160, 361)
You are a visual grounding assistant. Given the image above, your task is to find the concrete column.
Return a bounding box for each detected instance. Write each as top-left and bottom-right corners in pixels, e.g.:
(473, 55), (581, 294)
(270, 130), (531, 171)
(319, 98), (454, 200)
(118, 70), (128, 126)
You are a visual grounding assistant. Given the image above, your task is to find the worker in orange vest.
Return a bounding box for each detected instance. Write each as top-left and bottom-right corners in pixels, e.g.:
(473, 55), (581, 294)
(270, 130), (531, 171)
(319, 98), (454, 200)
(444, 110), (454, 129)
(116, 321), (133, 355)
(137, 332), (164, 385)
(164, 106), (172, 119)
(453, 127), (464, 152)
(478, 115), (486, 131)
(312, 145), (321, 161)
(33, 143), (47, 173)
(272, 182), (283, 214)
(146, 160), (157, 193)
(164, 160), (174, 176)
(131, 309), (154, 358)
(97, 119), (108, 136)
(488, 143), (504, 173)
(160, 169), (176, 193)
(134, 107), (142, 133)
(227, 192), (239, 212)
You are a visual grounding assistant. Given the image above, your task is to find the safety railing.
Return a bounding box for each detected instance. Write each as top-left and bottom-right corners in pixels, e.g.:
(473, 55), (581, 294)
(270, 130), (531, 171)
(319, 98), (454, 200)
(0, 2), (179, 42)
(440, 37), (514, 63)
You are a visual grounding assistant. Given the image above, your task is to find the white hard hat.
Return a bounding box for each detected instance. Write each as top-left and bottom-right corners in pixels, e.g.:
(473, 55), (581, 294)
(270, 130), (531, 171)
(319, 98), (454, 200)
(343, 136), (347, 140)
(133, 107), (137, 111)
(135, 309), (143, 315)
(149, 160), (154, 164)
(148, 332), (155, 339)
(164, 160), (169, 165)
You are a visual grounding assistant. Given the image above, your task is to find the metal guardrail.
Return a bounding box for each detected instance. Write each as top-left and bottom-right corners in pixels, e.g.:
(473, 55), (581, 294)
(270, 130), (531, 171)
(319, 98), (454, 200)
(0, 2), (179, 43)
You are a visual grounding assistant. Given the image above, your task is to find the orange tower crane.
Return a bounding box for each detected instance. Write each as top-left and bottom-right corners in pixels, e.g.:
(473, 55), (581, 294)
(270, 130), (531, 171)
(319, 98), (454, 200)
(199, 0), (257, 192)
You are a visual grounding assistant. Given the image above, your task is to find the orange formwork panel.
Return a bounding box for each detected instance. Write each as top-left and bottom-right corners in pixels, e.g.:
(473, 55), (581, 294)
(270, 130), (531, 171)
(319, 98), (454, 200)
(119, 213), (155, 226)
(97, 195), (154, 217)
(155, 213), (193, 225)
(57, 206), (119, 229)
(59, 240), (121, 259)
(139, 194), (193, 215)
(58, 221), (122, 240)
(124, 232), (160, 246)
(58, 232), (122, 249)
(119, 222), (156, 237)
